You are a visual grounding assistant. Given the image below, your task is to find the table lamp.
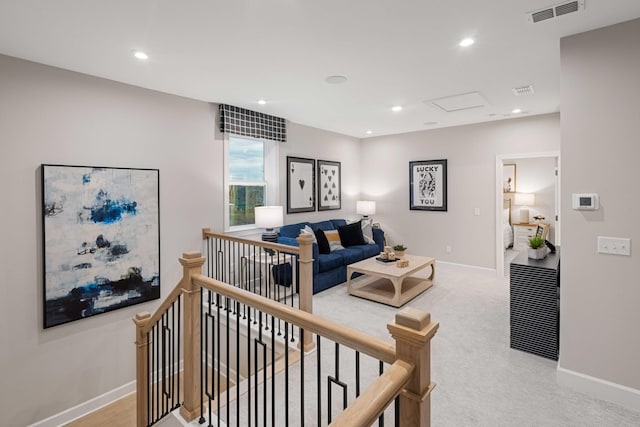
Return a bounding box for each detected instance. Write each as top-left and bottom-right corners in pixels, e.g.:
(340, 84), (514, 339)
(255, 206), (283, 252)
(356, 200), (376, 219)
(514, 193), (535, 224)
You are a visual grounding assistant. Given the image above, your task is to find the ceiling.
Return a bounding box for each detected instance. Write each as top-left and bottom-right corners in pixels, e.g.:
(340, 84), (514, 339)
(2, 1), (640, 138)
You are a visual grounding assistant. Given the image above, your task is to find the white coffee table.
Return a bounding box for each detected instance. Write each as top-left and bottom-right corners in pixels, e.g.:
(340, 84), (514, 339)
(346, 254), (435, 307)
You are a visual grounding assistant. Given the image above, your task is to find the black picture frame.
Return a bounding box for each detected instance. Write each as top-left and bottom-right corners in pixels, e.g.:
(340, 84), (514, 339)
(317, 160), (341, 211)
(287, 156), (316, 213)
(409, 159), (448, 211)
(41, 164), (160, 328)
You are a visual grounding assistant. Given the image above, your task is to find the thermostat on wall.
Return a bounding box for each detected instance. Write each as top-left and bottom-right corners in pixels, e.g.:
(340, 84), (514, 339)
(572, 193), (599, 210)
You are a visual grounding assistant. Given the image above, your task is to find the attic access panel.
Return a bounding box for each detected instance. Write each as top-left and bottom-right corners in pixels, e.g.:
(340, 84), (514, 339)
(426, 92), (489, 113)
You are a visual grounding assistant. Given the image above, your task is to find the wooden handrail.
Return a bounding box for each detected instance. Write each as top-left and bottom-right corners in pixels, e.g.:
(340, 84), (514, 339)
(202, 227), (300, 255)
(140, 281), (184, 335)
(330, 360), (414, 427)
(193, 273), (396, 364)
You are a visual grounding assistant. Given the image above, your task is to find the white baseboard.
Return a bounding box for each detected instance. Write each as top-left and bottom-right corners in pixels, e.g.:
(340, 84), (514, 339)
(28, 381), (135, 427)
(557, 365), (640, 412)
(437, 260), (496, 273)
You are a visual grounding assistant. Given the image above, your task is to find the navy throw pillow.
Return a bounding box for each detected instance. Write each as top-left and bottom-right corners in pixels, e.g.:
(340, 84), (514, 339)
(314, 228), (331, 254)
(338, 221), (366, 247)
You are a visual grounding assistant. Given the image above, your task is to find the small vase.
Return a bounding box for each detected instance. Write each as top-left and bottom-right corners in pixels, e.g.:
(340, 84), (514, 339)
(395, 250), (406, 259)
(528, 246), (547, 260)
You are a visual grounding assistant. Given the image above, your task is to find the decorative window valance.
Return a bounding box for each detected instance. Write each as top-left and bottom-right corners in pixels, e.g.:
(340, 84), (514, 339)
(219, 104), (286, 142)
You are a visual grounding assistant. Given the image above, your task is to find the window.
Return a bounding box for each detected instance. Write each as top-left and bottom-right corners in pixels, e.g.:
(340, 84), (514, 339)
(225, 136), (278, 231)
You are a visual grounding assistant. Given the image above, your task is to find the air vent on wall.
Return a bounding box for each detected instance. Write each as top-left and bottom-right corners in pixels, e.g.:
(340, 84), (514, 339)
(527, 1), (584, 23)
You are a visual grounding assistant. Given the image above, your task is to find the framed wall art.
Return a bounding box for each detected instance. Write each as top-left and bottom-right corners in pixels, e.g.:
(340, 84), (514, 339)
(409, 159), (448, 211)
(317, 160), (341, 211)
(42, 164), (160, 328)
(287, 156), (315, 213)
(503, 163), (516, 193)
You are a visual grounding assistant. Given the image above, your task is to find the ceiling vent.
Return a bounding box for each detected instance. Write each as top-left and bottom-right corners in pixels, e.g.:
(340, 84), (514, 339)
(513, 85), (535, 96)
(527, 1), (585, 23)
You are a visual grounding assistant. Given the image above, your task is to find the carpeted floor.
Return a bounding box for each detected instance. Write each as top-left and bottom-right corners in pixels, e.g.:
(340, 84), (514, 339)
(310, 262), (640, 427)
(182, 262), (640, 426)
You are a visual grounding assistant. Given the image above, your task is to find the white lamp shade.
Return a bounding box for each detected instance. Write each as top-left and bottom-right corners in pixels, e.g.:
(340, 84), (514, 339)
(356, 200), (376, 216)
(255, 206), (283, 229)
(514, 193), (535, 207)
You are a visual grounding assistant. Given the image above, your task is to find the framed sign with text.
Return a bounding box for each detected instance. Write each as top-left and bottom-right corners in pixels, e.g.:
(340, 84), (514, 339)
(409, 159), (447, 211)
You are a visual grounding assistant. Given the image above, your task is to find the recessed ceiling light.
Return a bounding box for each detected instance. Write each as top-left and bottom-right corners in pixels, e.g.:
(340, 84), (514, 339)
(391, 105), (403, 112)
(133, 50), (148, 60)
(325, 75), (348, 84)
(459, 38), (475, 47)
(257, 99), (267, 105)
(512, 108), (522, 114)
(366, 130), (373, 135)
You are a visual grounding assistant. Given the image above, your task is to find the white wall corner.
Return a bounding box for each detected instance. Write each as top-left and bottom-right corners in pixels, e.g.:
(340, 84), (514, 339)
(557, 366), (640, 413)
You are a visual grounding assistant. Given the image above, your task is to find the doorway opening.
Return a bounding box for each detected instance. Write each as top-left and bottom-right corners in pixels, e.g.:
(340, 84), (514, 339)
(495, 151), (560, 277)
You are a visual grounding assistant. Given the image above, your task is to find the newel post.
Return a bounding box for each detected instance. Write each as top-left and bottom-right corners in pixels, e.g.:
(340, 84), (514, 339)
(133, 311), (151, 427)
(387, 307), (439, 427)
(296, 232), (315, 352)
(178, 251), (206, 422)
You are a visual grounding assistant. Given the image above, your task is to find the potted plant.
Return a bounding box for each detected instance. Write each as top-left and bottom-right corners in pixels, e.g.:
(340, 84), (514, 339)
(527, 236), (547, 260)
(393, 244), (407, 258)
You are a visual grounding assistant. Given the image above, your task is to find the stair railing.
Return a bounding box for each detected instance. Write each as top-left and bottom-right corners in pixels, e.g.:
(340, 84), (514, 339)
(135, 240), (438, 427)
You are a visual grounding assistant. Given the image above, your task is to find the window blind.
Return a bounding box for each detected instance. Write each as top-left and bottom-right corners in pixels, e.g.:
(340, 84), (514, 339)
(219, 104), (286, 142)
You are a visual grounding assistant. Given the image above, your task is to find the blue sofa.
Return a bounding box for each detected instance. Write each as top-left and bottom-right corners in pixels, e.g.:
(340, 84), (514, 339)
(278, 219), (385, 294)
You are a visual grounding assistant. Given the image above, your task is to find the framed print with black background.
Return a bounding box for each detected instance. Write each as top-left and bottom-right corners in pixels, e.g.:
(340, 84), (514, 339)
(287, 156), (315, 213)
(410, 159), (448, 211)
(42, 164), (160, 328)
(317, 160), (341, 211)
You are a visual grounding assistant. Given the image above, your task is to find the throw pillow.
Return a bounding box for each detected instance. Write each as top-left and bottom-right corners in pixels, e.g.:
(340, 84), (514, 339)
(360, 217), (375, 244)
(314, 228), (331, 254)
(338, 221), (366, 247)
(299, 225), (317, 243)
(323, 229), (345, 252)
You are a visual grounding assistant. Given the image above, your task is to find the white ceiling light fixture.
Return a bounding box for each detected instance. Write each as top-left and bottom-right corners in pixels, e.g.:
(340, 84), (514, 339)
(459, 37), (475, 47)
(366, 130), (372, 135)
(391, 105), (403, 112)
(512, 108), (522, 114)
(133, 50), (148, 60)
(257, 99), (267, 105)
(325, 75), (348, 84)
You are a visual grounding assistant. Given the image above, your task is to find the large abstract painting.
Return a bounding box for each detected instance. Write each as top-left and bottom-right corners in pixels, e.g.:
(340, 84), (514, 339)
(42, 165), (160, 328)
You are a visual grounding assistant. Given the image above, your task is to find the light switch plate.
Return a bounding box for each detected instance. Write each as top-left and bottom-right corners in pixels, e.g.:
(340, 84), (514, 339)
(597, 236), (631, 256)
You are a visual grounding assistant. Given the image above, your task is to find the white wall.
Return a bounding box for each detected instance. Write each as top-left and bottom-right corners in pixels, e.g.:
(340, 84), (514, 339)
(279, 123), (361, 224)
(0, 54), (221, 426)
(360, 114), (560, 269)
(0, 54), (360, 426)
(559, 18), (640, 400)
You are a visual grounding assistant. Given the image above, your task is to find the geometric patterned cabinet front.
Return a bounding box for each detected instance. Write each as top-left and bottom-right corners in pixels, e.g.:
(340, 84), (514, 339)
(510, 250), (560, 360)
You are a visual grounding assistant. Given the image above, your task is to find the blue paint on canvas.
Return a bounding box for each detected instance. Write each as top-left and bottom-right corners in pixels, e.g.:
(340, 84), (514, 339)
(88, 189), (137, 224)
(42, 165), (160, 328)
